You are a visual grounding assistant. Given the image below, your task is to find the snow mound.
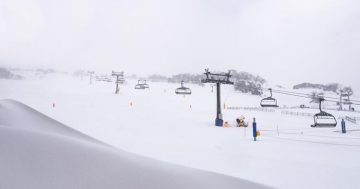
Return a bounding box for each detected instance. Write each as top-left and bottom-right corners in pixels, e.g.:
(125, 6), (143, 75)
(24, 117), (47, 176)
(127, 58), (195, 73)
(0, 99), (270, 189)
(0, 99), (102, 144)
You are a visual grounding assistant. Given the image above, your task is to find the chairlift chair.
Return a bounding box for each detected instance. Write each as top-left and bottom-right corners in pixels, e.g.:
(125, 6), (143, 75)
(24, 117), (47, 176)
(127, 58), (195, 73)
(175, 81), (191, 95)
(311, 98), (337, 128)
(134, 80), (149, 90)
(260, 88), (279, 107)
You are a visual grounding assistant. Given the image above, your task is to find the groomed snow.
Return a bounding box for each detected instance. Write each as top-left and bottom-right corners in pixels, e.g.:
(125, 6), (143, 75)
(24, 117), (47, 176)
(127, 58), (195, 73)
(1, 73), (359, 189)
(0, 99), (270, 189)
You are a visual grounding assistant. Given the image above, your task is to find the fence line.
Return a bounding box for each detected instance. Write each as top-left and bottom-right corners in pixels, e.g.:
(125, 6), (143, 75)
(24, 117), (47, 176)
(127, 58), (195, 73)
(338, 116), (360, 120)
(281, 110), (313, 117)
(227, 106), (275, 112)
(345, 116), (357, 124)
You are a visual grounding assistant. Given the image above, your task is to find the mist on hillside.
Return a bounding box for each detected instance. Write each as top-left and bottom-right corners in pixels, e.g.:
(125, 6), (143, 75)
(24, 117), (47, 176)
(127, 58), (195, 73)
(1, 0), (360, 89)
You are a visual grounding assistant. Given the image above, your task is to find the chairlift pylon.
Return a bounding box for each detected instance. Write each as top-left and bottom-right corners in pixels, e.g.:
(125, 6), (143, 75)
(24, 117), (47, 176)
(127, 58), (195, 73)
(175, 81), (191, 95)
(311, 97), (337, 128)
(260, 88), (279, 108)
(135, 80), (149, 90)
(201, 69), (234, 126)
(339, 91), (352, 111)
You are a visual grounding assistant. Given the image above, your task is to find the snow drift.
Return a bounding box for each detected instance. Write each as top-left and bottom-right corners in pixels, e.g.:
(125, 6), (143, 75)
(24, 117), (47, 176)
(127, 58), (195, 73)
(0, 99), (270, 189)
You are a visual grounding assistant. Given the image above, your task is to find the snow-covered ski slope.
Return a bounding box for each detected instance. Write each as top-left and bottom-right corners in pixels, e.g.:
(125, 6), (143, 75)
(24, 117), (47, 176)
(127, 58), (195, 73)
(0, 99), (270, 189)
(1, 73), (360, 189)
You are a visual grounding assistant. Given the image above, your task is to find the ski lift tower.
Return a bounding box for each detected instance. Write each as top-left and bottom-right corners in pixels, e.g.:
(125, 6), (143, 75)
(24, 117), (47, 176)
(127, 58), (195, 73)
(112, 71), (124, 94)
(339, 91), (352, 111)
(88, 71), (95, 84)
(201, 69), (234, 126)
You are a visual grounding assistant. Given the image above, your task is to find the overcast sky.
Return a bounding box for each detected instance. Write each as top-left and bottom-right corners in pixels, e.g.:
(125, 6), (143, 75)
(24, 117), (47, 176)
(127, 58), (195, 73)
(0, 0), (359, 88)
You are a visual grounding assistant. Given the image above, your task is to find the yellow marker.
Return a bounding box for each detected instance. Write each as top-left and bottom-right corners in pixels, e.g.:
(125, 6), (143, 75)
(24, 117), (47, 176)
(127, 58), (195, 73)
(256, 130), (260, 137)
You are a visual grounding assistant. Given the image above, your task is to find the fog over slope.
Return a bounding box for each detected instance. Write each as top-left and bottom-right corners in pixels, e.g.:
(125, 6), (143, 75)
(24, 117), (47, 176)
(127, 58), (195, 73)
(1, 0), (359, 88)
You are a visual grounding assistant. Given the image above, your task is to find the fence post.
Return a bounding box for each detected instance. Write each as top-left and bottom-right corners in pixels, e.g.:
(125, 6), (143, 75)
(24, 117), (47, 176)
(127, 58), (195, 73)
(252, 118), (257, 141)
(341, 119), (346, 134)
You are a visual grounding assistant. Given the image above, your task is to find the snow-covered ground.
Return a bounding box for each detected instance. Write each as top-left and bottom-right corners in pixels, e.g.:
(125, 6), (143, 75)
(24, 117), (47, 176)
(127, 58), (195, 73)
(0, 99), (268, 189)
(1, 73), (360, 189)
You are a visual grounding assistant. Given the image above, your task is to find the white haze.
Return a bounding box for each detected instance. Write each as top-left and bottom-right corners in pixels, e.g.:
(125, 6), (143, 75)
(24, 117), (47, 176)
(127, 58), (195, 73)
(1, 0), (360, 88)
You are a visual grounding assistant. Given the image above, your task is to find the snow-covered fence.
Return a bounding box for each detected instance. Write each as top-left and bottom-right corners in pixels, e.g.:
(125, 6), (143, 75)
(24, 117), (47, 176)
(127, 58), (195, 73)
(338, 116), (360, 122)
(227, 106), (275, 112)
(281, 111), (313, 117)
(345, 116), (357, 124)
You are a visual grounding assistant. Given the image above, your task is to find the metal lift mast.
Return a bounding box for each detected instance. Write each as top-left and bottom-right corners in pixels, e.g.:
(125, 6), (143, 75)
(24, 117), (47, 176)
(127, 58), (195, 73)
(112, 71), (124, 94)
(201, 69), (234, 126)
(339, 91), (352, 111)
(88, 71), (95, 85)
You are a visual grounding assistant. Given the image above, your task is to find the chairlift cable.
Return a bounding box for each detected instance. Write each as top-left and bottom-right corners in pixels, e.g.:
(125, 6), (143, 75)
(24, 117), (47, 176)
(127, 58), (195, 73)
(264, 88), (360, 105)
